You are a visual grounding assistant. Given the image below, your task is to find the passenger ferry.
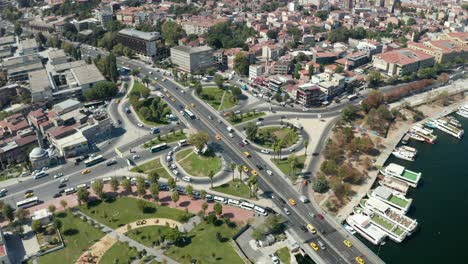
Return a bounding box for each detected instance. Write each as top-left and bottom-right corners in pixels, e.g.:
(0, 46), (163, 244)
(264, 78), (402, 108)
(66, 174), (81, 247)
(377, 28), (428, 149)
(380, 163), (422, 188)
(346, 212), (387, 245)
(433, 118), (464, 139)
(410, 125), (437, 144)
(379, 177), (410, 195)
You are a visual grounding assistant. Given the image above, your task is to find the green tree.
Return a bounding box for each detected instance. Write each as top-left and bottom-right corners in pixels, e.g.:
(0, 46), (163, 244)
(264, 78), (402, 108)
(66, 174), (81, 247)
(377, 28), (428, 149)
(341, 105), (361, 122)
(237, 165), (243, 181)
(48, 205), (56, 214)
(136, 176), (146, 196)
(313, 176), (330, 193)
(168, 177), (177, 189)
(233, 52), (249, 76)
(92, 179), (105, 199)
(14, 208), (29, 223)
(31, 220), (42, 233)
(214, 74), (224, 89)
(137, 199), (147, 213)
(267, 29), (278, 40)
(14, 23), (22, 36)
(161, 21), (185, 46)
(304, 140), (309, 156)
(185, 184), (194, 199)
(107, 53), (119, 82)
(2, 204), (14, 222)
(315, 10), (329, 21)
(265, 214), (283, 234)
(110, 177), (119, 192)
(60, 200), (68, 210)
(230, 163), (236, 181)
(77, 187), (90, 205)
(245, 122), (258, 141)
(201, 202), (208, 216)
(171, 191), (180, 206)
(150, 183), (160, 202)
(294, 63), (302, 79)
(213, 203), (223, 217)
(208, 170), (215, 188)
(35, 32), (47, 45)
(84, 81), (118, 101)
(206, 67), (216, 76)
(366, 71), (382, 88)
(200, 190), (207, 200)
(121, 178), (132, 193)
(149, 171), (159, 184)
(251, 227), (266, 240)
(188, 132), (209, 152)
(406, 17), (416, 26)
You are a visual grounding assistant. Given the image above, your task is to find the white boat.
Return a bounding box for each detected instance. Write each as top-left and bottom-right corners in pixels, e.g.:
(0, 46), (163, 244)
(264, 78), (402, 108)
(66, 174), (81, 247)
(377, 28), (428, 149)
(408, 132), (425, 142)
(433, 118), (464, 139)
(380, 163), (422, 187)
(446, 116), (462, 128)
(379, 177), (410, 195)
(391, 149), (415, 161)
(346, 213), (387, 245)
(456, 109), (468, 119)
(400, 146), (417, 154)
(368, 186), (413, 214)
(410, 125), (437, 144)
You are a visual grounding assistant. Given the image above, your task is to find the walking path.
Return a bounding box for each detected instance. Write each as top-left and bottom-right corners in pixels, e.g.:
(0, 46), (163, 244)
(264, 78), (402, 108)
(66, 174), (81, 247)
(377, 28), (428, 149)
(74, 211), (183, 264)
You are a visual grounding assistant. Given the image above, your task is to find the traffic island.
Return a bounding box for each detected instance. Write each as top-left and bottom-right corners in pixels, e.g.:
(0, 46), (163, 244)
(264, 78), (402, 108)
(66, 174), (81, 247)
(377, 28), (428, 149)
(174, 148), (223, 177)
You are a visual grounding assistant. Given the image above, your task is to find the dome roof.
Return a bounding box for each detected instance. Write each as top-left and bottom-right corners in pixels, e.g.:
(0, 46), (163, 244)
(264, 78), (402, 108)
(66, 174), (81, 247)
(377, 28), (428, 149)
(29, 147), (47, 159)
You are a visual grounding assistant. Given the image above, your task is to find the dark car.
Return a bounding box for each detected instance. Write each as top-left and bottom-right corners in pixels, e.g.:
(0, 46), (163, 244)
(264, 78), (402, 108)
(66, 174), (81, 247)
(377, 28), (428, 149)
(58, 183), (67, 188)
(117, 119), (122, 125)
(300, 225), (308, 232)
(159, 184), (169, 191)
(192, 191), (201, 199)
(278, 197), (286, 205)
(256, 165), (263, 170)
(53, 193), (62, 198)
(176, 186), (186, 195)
(25, 190), (33, 194)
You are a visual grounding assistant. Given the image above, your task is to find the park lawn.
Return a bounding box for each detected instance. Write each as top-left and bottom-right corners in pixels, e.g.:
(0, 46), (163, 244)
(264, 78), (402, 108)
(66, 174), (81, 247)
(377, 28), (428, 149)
(128, 81), (150, 98)
(176, 149), (222, 177)
(229, 112), (265, 124)
(256, 126), (298, 148)
(165, 222), (243, 264)
(272, 154), (306, 180)
(36, 211), (104, 264)
(126, 225), (174, 247)
(143, 131), (186, 148)
(199, 87), (236, 111)
(276, 247), (291, 264)
(212, 179), (251, 199)
(130, 158), (171, 179)
(80, 197), (190, 229)
(99, 241), (140, 264)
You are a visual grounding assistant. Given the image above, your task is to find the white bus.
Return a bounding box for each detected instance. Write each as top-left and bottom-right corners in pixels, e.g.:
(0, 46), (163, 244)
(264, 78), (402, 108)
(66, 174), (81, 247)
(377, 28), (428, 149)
(16, 197), (39, 208)
(240, 201), (255, 211)
(150, 143), (168, 153)
(178, 139), (188, 147)
(33, 171), (48, 179)
(254, 205), (268, 216)
(184, 109), (195, 119)
(84, 155), (105, 167)
(228, 199), (240, 207)
(213, 196), (227, 204)
(64, 187), (76, 195)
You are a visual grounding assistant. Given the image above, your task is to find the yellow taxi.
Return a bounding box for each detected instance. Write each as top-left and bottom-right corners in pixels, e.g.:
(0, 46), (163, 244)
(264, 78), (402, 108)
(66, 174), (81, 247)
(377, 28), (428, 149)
(215, 134), (222, 140)
(244, 151), (251, 157)
(343, 240), (353, 248)
(307, 224), (317, 234)
(24, 192), (34, 198)
(355, 256), (365, 264)
(251, 170), (258, 176)
(171, 97), (176, 102)
(310, 242), (319, 251)
(166, 93), (171, 97)
(243, 166), (249, 172)
(81, 169), (91, 175)
(288, 198), (296, 206)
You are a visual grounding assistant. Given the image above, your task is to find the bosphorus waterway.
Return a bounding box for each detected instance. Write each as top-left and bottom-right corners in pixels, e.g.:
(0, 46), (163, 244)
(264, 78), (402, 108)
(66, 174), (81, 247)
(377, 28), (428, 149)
(362, 114), (468, 263)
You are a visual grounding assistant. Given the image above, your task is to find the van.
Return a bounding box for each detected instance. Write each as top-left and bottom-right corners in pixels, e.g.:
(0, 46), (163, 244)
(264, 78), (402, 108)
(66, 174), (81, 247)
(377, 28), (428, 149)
(299, 196), (309, 203)
(213, 196), (227, 204)
(227, 199), (240, 207)
(226, 126), (234, 132)
(178, 139), (187, 147)
(317, 240), (326, 250)
(182, 176), (191, 182)
(256, 121), (263, 126)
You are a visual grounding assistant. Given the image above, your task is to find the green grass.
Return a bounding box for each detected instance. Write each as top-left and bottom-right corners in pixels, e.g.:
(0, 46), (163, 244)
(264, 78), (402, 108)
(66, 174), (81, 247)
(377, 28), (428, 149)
(389, 195), (409, 207)
(272, 154), (306, 180)
(229, 112), (265, 124)
(0, 164), (23, 182)
(176, 149), (222, 177)
(370, 214), (395, 231)
(99, 241), (140, 264)
(276, 247), (291, 264)
(198, 87), (236, 111)
(128, 81), (150, 98)
(79, 197), (191, 229)
(255, 126), (298, 148)
(126, 225), (174, 247)
(129, 81), (169, 126)
(212, 179), (251, 199)
(165, 222), (243, 264)
(130, 158), (171, 179)
(143, 131), (186, 148)
(36, 211), (104, 264)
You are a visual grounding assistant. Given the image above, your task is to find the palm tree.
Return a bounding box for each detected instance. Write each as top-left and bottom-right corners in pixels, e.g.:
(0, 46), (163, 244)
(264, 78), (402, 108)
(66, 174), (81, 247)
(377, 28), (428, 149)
(304, 139), (309, 156)
(237, 165), (243, 181)
(288, 154), (299, 177)
(230, 163), (236, 181)
(208, 170), (214, 188)
(142, 75), (150, 87)
(272, 142), (280, 161)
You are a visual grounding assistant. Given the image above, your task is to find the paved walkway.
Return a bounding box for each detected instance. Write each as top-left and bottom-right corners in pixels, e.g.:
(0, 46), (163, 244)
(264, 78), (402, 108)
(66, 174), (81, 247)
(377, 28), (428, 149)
(74, 211), (181, 264)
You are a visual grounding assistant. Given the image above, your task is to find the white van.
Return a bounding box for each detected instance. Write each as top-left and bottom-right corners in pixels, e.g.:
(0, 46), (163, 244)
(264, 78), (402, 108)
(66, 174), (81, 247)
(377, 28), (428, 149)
(213, 196), (227, 204)
(64, 188), (76, 195)
(240, 201), (255, 211)
(254, 206), (268, 216)
(178, 139), (187, 147)
(226, 126), (234, 132)
(227, 199), (240, 207)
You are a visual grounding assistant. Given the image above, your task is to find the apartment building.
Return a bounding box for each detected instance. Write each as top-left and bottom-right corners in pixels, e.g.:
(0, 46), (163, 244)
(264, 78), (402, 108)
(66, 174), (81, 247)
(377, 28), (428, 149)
(170, 46), (214, 73)
(18, 38), (40, 56)
(116, 29), (161, 57)
(296, 83), (324, 107)
(28, 69), (53, 103)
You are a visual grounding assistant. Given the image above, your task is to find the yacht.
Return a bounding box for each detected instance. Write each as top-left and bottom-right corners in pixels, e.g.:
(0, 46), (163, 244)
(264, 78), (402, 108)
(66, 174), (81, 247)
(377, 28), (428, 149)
(392, 148), (415, 161)
(380, 163), (422, 187)
(446, 116), (462, 128)
(408, 132), (425, 142)
(368, 186), (413, 214)
(433, 118), (464, 139)
(411, 125), (437, 144)
(423, 120), (437, 129)
(346, 212), (387, 245)
(456, 109), (468, 118)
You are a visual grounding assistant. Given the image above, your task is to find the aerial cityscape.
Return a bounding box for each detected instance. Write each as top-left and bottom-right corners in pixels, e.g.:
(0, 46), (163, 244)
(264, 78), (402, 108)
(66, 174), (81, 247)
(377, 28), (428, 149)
(0, 0), (466, 263)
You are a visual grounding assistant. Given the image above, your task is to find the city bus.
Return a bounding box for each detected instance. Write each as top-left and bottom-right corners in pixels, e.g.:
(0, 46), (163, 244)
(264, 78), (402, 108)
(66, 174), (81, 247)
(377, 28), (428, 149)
(84, 155), (105, 167)
(184, 109), (195, 119)
(16, 196), (39, 208)
(150, 143), (168, 153)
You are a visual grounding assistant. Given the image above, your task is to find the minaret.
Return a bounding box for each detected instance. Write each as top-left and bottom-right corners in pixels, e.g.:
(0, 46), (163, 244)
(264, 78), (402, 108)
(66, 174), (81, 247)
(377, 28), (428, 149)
(36, 129), (44, 149)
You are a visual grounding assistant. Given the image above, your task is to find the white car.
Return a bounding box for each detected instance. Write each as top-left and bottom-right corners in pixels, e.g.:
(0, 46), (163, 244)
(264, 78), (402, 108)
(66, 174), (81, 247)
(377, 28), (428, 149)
(266, 170), (273, 176)
(166, 156), (172, 162)
(103, 177), (112, 183)
(168, 151), (174, 156)
(283, 208), (291, 215)
(182, 176), (192, 182)
(242, 139), (250, 145)
(260, 149), (270, 154)
(132, 154), (140, 160)
(42, 167), (49, 171)
(60, 178), (69, 183)
(172, 170), (179, 175)
(172, 146), (180, 151)
(170, 163), (177, 169)
(137, 123), (144, 127)
(228, 133), (234, 138)
(54, 173), (64, 179)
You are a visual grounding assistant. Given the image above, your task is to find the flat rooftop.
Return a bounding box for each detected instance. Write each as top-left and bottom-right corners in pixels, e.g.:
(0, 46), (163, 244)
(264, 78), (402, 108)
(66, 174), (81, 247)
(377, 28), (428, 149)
(28, 69), (51, 92)
(171, 45), (213, 54)
(70, 64), (105, 86)
(118, 28), (160, 41)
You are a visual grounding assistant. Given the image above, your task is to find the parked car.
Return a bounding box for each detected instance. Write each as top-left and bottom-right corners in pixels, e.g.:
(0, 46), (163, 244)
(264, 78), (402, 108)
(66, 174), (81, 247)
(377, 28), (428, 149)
(182, 176), (192, 182)
(54, 173), (64, 179)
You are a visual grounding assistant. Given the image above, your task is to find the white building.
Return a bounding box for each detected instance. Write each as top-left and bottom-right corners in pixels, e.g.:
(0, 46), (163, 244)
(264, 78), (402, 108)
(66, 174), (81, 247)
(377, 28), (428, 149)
(170, 46), (214, 73)
(249, 64), (263, 80)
